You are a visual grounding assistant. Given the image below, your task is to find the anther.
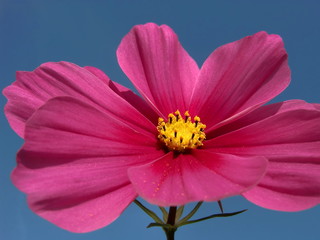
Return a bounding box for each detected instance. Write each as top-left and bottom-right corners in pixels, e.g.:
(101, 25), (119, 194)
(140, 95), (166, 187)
(157, 110), (206, 152)
(184, 111), (190, 123)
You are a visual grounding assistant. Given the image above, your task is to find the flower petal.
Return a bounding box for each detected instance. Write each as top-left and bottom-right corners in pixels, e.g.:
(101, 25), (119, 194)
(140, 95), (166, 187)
(29, 175), (136, 233)
(242, 162), (320, 211)
(128, 150), (267, 206)
(190, 31), (290, 130)
(117, 23), (199, 116)
(84, 66), (158, 123)
(3, 62), (155, 137)
(83, 66), (112, 84)
(206, 100), (320, 211)
(313, 103), (320, 111)
(206, 99), (318, 139)
(12, 96), (164, 232)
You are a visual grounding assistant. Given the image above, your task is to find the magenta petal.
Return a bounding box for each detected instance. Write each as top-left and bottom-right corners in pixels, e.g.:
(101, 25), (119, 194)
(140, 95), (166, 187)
(243, 162), (320, 211)
(207, 99), (318, 139)
(207, 100), (320, 211)
(128, 151), (267, 206)
(4, 62), (108, 137)
(207, 100), (320, 148)
(83, 66), (112, 85)
(313, 103), (320, 111)
(3, 62), (155, 137)
(190, 31), (290, 130)
(84, 65), (159, 124)
(12, 96), (164, 232)
(28, 181), (136, 233)
(117, 23), (199, 116)
(15, 154), (137, 232)
(84, 66), (158, 124)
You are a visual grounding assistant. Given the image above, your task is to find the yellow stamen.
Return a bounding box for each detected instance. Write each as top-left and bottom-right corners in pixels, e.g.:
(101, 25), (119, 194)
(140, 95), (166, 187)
(157, 110), (206, 152)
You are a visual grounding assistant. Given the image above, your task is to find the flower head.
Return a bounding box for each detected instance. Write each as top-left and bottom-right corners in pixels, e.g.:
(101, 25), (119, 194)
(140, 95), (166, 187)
(4, 23), (320, 233)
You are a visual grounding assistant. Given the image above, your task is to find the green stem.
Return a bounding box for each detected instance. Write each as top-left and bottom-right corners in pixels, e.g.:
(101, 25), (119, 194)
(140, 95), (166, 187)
(165, 206), (177, 240)
(167, 206), (177, 226)
(165, 230), (175, 240)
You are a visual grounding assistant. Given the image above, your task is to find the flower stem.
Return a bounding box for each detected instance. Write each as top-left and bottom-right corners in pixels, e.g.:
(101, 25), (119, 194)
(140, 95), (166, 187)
(167, 206), (177, 225)
(165, 206), (177, 240)
(165, 229), (175, 240)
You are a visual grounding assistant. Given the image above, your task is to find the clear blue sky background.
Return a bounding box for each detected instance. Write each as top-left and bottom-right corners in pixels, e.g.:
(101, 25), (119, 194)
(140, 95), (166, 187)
(1, 1), (319, 240)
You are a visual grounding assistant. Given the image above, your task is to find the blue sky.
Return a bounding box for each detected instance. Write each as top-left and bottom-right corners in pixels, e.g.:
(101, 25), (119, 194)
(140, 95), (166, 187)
(0, 1), (319, 240)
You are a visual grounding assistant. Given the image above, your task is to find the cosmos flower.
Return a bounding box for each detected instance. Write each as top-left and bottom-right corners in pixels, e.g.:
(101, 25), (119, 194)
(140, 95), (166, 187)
(3, 23), (320, 233)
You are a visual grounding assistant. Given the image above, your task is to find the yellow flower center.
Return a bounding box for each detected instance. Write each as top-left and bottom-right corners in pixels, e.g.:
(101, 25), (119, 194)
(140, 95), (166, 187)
(157, 110), (206, 152)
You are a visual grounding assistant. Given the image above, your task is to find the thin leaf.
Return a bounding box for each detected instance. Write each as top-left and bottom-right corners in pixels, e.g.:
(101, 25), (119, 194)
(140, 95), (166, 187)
(147, 223), (175, 229)
(159, 206), (168, 222)
(178, 209), (247, 227)
(218, 200), (224, 213)
(134, 199), (164, 224)
(177, 202), (203, 224)
(175, 206), (184, 222)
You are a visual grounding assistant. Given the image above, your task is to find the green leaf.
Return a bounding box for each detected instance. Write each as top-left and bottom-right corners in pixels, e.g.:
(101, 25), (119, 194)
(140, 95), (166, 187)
(147, 223), (175, 229)
(134, 199), (164, 224)
(176, 202), (203, 225)
(177, 209), (247, 227)
(175, 206), (184, 222)
(218, 200), (224, 213)
(159, 206), (168, 222)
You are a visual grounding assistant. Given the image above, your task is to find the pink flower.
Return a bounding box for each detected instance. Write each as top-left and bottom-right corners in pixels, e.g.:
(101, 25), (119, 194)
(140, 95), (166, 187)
(4, 23), (320, 233)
